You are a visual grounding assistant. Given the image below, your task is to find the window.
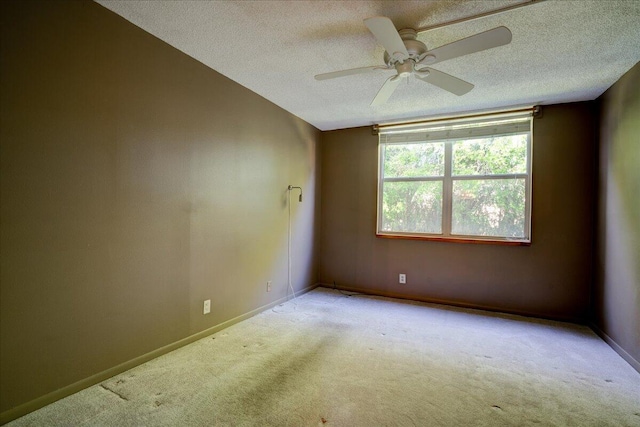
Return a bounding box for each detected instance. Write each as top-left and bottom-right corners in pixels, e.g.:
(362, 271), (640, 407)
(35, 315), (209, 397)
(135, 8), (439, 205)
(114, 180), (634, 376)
(377, 110), (533, 244)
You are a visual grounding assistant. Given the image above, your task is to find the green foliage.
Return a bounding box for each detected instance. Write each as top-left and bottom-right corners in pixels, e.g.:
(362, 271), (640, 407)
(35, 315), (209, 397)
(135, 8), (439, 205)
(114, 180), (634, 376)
(384, 143), (444, 178)
(452, 179), (525, 237)
(381, 133), (528, 238)
(453, 134), (527, 176)
(381, 181), (442, 233)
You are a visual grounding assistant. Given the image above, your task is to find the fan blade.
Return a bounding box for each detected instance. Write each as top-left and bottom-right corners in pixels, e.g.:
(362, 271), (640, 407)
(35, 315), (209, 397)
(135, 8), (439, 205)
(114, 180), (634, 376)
(415, 68), (474, 96)
(371, 75), (402, 106)
(315, 66), (387, 81)
(419, 26), (512, 66)
(364, 17), (409, 62)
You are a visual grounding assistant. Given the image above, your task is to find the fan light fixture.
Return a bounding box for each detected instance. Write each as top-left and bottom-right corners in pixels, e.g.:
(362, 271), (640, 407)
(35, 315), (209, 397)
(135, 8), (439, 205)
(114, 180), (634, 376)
(314, 17), (512, 106)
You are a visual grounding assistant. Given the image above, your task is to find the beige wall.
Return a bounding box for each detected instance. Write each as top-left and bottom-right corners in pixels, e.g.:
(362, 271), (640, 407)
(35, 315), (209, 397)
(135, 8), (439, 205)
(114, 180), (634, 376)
(319, 103), (596, 321)
(0, 0), (320, 416)
(594, 63), (640, 370)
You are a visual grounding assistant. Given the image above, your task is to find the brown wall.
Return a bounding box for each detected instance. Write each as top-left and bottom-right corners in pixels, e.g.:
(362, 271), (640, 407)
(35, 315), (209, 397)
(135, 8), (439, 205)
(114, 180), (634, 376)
(319, 103), (596, 321)
(1, 0), (635, 420)
(0, 0), (320, 416)
(594, 63), (640, 370)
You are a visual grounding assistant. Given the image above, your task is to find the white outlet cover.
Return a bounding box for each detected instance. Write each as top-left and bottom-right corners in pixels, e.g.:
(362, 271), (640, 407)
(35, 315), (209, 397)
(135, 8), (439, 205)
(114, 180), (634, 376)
(203, 299), (211, 314)
(399, 274), (406, 284)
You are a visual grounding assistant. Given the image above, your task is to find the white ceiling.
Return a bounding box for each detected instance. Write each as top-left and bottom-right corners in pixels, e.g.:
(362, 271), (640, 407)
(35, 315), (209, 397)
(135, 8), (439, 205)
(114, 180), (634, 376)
(96, 0), (640, 131)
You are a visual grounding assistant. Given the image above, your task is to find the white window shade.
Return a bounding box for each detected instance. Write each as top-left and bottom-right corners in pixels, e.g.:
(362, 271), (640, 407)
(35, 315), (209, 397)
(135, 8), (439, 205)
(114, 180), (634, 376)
(378, 110), (533, 144)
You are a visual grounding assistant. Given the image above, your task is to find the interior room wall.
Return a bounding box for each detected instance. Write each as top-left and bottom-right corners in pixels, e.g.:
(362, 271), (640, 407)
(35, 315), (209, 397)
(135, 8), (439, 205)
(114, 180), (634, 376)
(594, 62), (640, 371)
(319, 102), (596, 321)
(0, 0), (320, 418)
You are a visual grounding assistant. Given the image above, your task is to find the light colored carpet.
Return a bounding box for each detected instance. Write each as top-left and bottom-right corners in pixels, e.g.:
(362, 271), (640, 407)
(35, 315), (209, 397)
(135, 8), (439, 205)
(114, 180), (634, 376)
(7, 287), (640, 426)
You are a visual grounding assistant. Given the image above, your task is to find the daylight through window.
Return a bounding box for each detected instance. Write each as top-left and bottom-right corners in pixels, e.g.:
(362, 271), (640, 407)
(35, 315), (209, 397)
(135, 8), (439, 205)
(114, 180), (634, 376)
(377, 110), (533, 243)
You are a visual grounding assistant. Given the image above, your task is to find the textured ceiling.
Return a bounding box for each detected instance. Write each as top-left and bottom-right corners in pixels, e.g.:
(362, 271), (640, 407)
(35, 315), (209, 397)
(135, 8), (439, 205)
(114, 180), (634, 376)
(96, 0), (640, 131)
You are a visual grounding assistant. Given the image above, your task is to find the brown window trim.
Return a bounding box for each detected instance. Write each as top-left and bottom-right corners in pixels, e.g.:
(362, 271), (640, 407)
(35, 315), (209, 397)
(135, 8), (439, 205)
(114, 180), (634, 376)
(376, 233), (531, 246)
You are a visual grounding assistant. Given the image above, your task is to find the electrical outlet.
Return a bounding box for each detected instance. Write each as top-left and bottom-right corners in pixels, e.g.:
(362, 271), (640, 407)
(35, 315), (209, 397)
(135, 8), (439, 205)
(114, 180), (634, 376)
(399, 273), (406, 284)
(203, 299), (211, 314)
(267, 281), (272, 292)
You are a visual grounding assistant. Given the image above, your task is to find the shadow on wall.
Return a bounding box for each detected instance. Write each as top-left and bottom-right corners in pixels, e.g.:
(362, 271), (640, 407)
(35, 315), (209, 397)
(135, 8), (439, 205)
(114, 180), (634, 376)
(290, 116), (321, 293)
(267, 116), (319, 300)
(609, 68), (640, 285)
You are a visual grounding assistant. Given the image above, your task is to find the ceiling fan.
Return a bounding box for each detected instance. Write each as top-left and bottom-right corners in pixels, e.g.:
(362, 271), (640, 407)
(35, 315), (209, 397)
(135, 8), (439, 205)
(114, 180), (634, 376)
(314, 17), (512, 106)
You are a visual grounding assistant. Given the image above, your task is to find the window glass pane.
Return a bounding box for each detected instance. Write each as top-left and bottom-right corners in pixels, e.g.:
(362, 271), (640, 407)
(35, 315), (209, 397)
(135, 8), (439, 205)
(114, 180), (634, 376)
(452, 179), (526, 238)
(384, 143), (444, 178)
(382, 181), (442, 234)
(452, 134), (527, 176)
(377, 112), (532, 241)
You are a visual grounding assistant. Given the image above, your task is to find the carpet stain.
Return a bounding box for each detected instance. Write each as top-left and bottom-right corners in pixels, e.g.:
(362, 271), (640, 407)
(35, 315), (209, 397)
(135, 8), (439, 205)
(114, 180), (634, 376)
(491, 405), (503, 411)
(321, 417), (327, 423)
(154, 401), (162, 407)
(605, 379), (613, 383)
(99, 384), (129, 402)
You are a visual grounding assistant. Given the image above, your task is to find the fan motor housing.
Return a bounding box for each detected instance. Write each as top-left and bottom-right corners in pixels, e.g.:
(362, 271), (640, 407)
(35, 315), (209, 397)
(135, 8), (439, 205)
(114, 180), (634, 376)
(383, 28), (427, 66)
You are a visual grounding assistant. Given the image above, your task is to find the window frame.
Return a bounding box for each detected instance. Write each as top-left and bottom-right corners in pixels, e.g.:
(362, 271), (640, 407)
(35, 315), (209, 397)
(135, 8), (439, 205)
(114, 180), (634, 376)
(376, 110), (534, 245)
